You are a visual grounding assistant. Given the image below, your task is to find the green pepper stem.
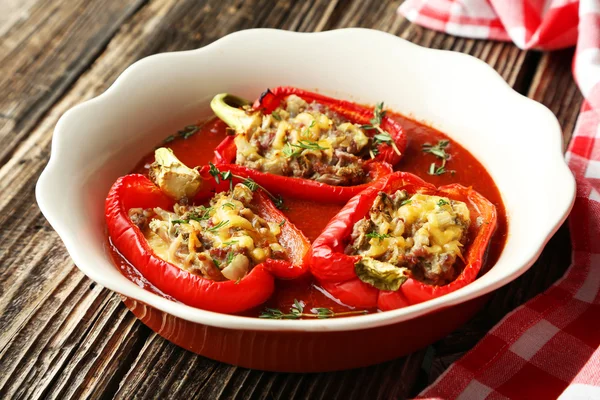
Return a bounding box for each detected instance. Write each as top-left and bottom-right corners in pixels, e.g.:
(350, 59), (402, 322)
(210, 93), (255, 133)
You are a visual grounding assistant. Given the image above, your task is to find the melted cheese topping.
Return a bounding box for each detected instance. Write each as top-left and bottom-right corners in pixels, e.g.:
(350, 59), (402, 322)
(128, 184), (285, 282)
(234, 95), (372, 186)
(349, 190), (470, 287)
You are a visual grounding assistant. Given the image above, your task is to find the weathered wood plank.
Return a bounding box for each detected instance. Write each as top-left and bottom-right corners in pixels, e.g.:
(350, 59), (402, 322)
(528, 49), (584, 146)
(0, 0), (41, 37)
(0, 0), (579, 398)
(0, 0), (148, 165)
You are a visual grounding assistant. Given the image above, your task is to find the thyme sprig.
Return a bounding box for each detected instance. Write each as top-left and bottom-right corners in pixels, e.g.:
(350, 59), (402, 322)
(208, 163), (285, 209)
(362, 102), (401, 158)
(365, 232), (391, 242)
(161, 123), (203, 145)
(422, 140), (454, 176)
(422, 140), (450, 159)
(282, 142), (301, 158)
(259, 299), (369, 319)
(429, 162), (446, 176)
(163, 135), (175, 144)
(291, 140), (329, 151)
(282, 137), (328, 158)
(301, 120), (317, 138)
(178, 125), (199, 139)
(171, 206), (212, 224)
(207, 219), (229, 232)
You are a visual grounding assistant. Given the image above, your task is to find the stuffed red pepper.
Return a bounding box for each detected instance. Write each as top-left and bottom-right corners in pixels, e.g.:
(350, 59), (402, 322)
(309, 171), (497, 310)
(209, 87), (407, 203)
(106, 148), (310, 314)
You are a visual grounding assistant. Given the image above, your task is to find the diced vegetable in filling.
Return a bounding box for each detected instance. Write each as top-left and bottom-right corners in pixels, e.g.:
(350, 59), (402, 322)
(234, 95), (377, 186)
(149, 147), (202, 200)
(129, 184), (286, 282)
(347, 190), (471, 290)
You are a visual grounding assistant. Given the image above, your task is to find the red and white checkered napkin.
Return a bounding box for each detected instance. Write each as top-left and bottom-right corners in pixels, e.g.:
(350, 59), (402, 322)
(398, 1), (600, 398)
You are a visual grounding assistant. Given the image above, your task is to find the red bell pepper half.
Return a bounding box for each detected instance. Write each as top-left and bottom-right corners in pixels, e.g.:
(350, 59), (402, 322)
(105, 171), (311, 314)
(211, 87), (406, 203)
(309, 172), (498, 311)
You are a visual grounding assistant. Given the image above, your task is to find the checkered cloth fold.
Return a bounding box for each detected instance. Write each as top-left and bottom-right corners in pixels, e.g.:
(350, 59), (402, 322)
(398, 1), (600, 398)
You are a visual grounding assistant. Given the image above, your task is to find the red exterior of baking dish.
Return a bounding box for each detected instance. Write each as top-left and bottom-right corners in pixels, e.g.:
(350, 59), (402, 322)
(121, 295), (489, 372)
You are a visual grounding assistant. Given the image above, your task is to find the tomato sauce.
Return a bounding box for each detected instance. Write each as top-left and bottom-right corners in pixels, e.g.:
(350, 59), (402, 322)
(109, 112), (508, 317)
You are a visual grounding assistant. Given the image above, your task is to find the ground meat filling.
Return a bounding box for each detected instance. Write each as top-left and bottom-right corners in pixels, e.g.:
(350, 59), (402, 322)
(234, 95), (376, 186)
(346, 190), (471, 289)
(128, 184), (286, 282)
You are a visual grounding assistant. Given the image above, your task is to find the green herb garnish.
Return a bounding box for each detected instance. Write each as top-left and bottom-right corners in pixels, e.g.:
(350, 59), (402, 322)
(365, 232), (391, 242)
(171, 207), (212, 224)
(222, 202), (236, 209)
(300, 120), (317, 138)
(242, 178), (258, 191)
(208, 164), (233, 190)
(422, 140), (450, 159)
(163, 135), (175, 143)
(311, 308), (335, 318)
(222, 240), (238, 246)
(291, 140), (329, 151)
(178, 125), (199, 139)
(400, 199), (412, 206)
(362, 102), (401, 158)
(196, 207), (213, 220)
(437, 199), (449, 206)
(373, 132), (393, 144)
(271, 111), (282, 121)
(186, 207), (212, 223)
(208, 163), (286, 210)
(361, 102), (386, 129)
(243, 177), (285, 209)
(212, 258), (221, 268)
(207, 220), (229, 232)
(259, 299), (368, 319)
(209, 163), (223, 183)
(423, 140), (451, 175)
(226, 252), (235, 264)
(279, 220), (286, 227)
(274, 195), (285, 210)
(282, 142), (301, 158)
(428, 162), (446, 176)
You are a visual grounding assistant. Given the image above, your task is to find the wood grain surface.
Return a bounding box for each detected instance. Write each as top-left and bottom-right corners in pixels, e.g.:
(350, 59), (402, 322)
(0, 0), (581, 398)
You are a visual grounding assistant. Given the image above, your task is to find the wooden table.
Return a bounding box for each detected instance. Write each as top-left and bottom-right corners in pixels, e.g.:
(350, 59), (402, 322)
(0, 0), (580, 398)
